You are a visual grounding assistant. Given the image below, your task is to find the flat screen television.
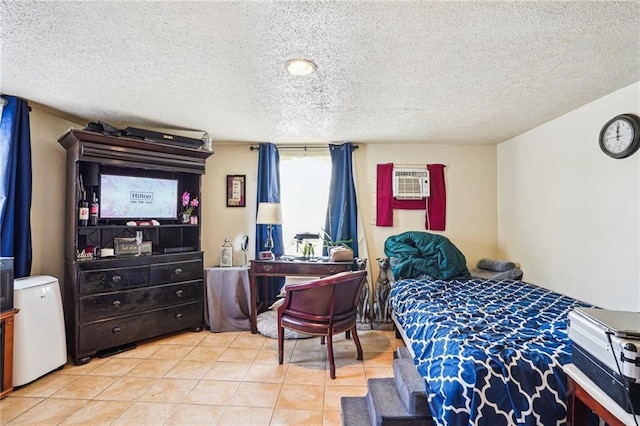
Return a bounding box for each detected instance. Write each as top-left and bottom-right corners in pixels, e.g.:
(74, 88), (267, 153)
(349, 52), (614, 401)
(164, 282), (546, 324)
(100, 174), (179, 220)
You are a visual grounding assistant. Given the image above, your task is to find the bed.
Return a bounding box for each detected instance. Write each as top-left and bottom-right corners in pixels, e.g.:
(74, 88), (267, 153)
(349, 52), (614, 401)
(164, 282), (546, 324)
(390, 277), (592, 426)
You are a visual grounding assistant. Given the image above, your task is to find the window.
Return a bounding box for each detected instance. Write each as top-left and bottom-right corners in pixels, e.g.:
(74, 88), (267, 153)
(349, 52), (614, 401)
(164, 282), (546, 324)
(279, 150), (331, 256)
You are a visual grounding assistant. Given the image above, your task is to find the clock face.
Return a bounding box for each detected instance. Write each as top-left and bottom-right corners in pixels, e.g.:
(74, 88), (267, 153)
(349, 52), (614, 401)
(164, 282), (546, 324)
(599, 114), (640, 159)
(602, 119), (634, 154)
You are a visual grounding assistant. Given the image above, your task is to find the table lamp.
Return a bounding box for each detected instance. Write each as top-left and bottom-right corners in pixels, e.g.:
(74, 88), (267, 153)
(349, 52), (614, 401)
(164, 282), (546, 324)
(256, 202), (282, 260)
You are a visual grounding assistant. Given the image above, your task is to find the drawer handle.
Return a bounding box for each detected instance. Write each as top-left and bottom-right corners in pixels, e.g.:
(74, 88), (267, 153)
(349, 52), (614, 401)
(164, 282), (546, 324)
(263, 264), (272, 271)
(175, 290), (184, 297)
(174, 268), (183, 276)
(112, 327), (121, 334)
(327, 266), (338, 273)
(175, 313), (183, 320)
(112, 300), (121, 308)
(111, 275), (122, 284)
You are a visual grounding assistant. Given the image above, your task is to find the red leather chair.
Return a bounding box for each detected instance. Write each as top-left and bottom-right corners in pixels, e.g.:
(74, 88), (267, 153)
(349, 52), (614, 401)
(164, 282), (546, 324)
(277, 270), (368, 379)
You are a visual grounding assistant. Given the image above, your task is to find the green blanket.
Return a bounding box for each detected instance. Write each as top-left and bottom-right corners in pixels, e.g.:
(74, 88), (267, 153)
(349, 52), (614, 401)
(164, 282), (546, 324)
(384, 232), (470, 280)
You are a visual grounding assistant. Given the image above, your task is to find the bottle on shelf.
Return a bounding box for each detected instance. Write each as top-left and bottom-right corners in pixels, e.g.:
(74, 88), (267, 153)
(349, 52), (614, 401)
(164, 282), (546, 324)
(89, 193), (99, 226)
(78, 194), (89, 227)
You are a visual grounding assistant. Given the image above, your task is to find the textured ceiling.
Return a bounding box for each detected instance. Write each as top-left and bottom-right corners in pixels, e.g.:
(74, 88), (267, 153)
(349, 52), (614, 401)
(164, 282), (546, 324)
(1, 1), (639, 145)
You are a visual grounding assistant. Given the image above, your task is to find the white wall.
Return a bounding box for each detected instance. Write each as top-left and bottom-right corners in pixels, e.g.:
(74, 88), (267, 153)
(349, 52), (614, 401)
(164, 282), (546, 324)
(497, 81), (640, 310)
(354, 143), (497, 276)
(29, 108), (78, 282)
(201, 143), (498, 279)
(26, 112), (497, 285)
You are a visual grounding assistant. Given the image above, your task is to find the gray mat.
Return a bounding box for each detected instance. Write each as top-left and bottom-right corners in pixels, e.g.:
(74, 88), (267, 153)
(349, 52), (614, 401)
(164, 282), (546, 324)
(256, 310), (313, 339)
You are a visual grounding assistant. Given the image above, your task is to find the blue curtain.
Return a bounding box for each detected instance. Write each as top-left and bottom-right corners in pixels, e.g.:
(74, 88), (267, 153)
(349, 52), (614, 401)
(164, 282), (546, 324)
(324, 143), (358, 258)
(0, 95), (32, 278)
(255, 143), (284, 306)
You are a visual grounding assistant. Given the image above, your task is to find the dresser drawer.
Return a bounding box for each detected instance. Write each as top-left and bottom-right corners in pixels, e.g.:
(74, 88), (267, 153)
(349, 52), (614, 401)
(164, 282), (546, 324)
(79, 266), (149, 294)
(78, 301), (203, 354)
(150, 260), (202, 285)
(78, 280), (204, 323)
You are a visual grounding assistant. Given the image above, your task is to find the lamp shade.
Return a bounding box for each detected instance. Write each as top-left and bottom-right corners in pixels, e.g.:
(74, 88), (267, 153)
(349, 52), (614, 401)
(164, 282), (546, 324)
(256, 202), (282, 225)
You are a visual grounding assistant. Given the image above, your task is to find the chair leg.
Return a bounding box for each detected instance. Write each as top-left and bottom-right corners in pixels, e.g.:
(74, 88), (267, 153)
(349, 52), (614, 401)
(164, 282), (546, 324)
(351, 326), (363, 361)
(278, 324), (284, 365)
(345, 330), (351, 339)
(327, 334), (336, 379)
(320, 336), (325, 345)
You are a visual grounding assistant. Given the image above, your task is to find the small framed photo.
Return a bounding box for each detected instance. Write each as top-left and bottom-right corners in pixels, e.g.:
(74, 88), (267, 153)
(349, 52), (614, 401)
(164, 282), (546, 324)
(226, 175), (246, 207)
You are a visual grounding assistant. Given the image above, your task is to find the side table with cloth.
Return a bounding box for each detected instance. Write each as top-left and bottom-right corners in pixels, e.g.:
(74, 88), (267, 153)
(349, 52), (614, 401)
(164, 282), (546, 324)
(204, 267), (251, 332)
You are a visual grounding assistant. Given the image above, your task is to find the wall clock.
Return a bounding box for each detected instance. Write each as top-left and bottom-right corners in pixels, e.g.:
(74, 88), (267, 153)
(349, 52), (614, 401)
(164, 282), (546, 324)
(599, 113), (640, 159)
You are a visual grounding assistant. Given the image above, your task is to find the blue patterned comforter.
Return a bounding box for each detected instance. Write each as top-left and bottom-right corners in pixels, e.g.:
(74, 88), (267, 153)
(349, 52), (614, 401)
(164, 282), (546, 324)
(389, 278), (591, 426)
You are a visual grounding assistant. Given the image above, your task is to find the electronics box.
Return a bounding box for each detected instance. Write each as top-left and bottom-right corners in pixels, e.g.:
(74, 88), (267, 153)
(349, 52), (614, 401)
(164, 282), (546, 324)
(568, 308), (640, 413)
(123, 127), (204, 149)
(114, 238), (152, 256)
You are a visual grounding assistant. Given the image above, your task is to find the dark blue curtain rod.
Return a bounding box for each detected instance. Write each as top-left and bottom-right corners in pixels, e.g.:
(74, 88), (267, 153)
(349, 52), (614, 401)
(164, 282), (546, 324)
(249, 144), (358, 151)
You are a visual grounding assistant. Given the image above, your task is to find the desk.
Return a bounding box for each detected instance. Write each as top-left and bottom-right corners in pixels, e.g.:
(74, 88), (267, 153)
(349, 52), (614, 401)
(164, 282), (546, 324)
(204, 267), (251, 332)
(565, 363), (639, 426)
(249, 260), (353, 334)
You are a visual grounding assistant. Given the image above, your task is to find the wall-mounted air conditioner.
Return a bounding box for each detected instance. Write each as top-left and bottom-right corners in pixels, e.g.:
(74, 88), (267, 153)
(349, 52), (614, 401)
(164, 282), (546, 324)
(392, 168), (430, 200)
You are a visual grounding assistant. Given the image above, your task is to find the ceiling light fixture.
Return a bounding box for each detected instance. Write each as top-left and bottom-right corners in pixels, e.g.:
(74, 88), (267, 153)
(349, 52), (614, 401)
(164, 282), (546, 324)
(285, 58), (317, 76)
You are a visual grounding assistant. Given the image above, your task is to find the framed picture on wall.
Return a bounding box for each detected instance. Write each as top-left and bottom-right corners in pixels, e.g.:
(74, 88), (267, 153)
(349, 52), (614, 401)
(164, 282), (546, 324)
(226, 175), (246, 207)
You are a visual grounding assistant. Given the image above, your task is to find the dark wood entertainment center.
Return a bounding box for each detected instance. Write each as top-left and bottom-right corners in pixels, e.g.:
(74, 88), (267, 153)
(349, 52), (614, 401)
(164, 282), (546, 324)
(59, 129), (213, 365)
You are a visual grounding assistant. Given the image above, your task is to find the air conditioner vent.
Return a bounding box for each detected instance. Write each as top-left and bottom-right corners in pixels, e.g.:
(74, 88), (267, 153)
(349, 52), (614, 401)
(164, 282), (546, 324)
(392, 168), (430, 200)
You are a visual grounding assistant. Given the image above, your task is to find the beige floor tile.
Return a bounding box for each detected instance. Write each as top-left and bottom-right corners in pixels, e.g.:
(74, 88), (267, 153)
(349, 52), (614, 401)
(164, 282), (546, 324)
(58, 400), (131, 425)
(51, 375), (119, 400)
(183, 345), (226, 362)
(164, 360), (214, 379)
(333, 349), (365, 368)
(217, 406), (273, 425)
(358, 332), (399, 352)
(55, 357), (108, 375)
(3, 330), (396, 425)
(364, 366), (394, 379)
(164, 331), (208, 346)
(270, 408), (323, 425)
(362, 351), (394, 367)
(5, 398), (87, 425)
(199, 332), (239, 347)
(253, 348), (286, 365)
(228, 382), (281, 408)
(229, 332), (269, 349)
(183, 380), (240, 406)
(291, 337), (323, 351)
(217, 347), (259, 363)
(243, 363), (288, 384)
(11, 374), (82, 398)
(202, 362), (250, 381)
(323, 385), (367, 411)
(276, 384), (324, 411)
(0, 397), (44, 425)
(110, 401), (177, 425)
(164, 403), (225, 425)
(138, 378), (198, 403)
(94, 376), (158, 401)
(86, 358), (144, 377)
(260, 338), (280, 351)
(323, 409), (342, 426)
(149, 345), (194, 361)
(326, 365), (366, 386)
(114, 343), (162, 359)
(331, 337), (362, 353)
(127, 358), (179, 378)
(290, 348), (327, 364)
(284, 363), (327, 386)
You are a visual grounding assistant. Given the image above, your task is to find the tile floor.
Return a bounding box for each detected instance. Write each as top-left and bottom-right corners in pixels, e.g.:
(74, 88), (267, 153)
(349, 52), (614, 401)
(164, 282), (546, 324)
(1, 328), (403, 425)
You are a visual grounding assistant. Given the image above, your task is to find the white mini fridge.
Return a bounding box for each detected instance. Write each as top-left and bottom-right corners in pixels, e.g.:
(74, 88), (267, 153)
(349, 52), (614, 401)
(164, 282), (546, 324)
(13, 275), (67, 386)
